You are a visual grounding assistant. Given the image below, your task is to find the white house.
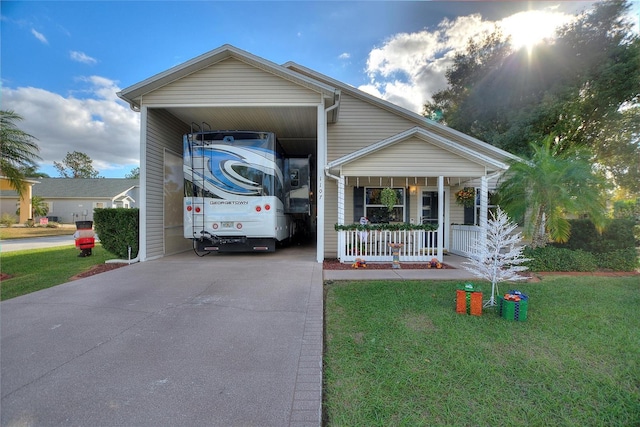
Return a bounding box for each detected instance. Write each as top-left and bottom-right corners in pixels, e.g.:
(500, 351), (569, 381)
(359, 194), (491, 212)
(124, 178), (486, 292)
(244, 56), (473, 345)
(0, 178), (139, 224)
(117, 44), (518, 263)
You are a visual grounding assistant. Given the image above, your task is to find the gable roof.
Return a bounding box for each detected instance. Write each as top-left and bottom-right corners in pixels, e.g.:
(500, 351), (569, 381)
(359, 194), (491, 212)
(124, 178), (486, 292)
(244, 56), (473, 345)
(117, 44), (339, 111)
(327, 127), (510, 173)
(31, 178), (139, 199)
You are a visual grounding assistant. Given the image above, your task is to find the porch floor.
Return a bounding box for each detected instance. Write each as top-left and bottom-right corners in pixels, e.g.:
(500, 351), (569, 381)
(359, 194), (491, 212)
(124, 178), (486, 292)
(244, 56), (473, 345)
(323, 253), (479, 281)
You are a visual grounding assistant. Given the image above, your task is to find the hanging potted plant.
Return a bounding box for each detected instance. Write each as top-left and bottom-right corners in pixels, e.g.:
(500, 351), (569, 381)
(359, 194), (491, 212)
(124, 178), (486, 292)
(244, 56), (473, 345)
(455, 187), (476, 208)
(380, 187), (398, 214)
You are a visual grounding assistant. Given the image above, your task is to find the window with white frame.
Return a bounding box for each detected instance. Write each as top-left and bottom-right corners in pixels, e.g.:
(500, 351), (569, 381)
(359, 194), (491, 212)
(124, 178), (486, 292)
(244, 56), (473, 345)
(364, 187), (405, 223)
(474, 188), (498, 225)
(93, 202), (106, 209)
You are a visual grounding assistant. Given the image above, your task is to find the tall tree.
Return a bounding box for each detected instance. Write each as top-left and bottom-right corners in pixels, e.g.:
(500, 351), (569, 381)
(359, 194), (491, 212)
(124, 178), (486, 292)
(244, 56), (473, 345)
(497, 136), (608, 248)
(0, 110), (42, 197)
(425, 0), (640, 194)
(54, 151), (100, 178)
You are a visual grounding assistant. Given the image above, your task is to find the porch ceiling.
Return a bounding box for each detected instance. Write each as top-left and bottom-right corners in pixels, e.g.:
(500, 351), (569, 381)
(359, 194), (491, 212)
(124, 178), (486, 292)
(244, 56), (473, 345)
(341, 175), (490, 188)
(163, 105), (318, 156)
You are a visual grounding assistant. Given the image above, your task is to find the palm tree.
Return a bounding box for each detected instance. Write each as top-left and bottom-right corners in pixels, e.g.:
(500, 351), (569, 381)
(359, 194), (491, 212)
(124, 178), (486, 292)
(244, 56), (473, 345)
(497, 136), (608, 248)
(0, 110), (41, 197)
(16, 195), (49, 219)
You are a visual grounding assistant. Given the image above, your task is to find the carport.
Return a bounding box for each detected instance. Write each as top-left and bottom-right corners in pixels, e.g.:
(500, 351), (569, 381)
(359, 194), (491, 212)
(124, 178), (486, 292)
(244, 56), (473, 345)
(118, 45), (339, 262)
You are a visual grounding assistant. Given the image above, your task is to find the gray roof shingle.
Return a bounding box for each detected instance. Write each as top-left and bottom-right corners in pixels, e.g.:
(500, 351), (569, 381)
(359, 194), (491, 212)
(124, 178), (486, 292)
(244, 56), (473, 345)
(30, 178), (139, 198)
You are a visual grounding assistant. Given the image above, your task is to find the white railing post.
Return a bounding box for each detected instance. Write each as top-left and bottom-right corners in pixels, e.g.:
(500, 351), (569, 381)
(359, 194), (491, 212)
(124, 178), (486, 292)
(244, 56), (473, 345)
(437, 176), (444, 262)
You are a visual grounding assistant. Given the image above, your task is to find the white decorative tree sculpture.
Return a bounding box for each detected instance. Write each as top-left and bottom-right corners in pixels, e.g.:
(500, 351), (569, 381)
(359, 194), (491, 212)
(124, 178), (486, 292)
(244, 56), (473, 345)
(463, 207), (529, 307)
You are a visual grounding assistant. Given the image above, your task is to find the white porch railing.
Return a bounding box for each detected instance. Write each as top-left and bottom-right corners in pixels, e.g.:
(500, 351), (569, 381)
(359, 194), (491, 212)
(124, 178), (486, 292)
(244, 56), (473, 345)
(338, 229), (438, 262)
(450, 224), (481, 256)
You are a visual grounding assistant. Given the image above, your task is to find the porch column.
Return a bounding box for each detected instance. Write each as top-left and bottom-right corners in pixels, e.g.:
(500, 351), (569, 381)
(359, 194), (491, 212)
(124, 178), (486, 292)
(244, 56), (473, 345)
(437, 175), (444, 262)
(337, 175), (345, 261)
(18, 184), (33, 223)
(479, 175), (488, 248)
(337, 175), (345, 225)
(316, 102), (326, 263)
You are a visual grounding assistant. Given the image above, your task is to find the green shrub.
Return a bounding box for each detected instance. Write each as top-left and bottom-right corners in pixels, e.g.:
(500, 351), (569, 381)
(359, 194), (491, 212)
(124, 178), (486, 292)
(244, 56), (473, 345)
(0, 213), (17, 226)
(612, 199), (640, 220)
(553, 219), (636, 253)
(524, 246), (597, 272)
(24, 219), (35, 228)
(598, 249), (639, 272)
(93, 208), (139, 259)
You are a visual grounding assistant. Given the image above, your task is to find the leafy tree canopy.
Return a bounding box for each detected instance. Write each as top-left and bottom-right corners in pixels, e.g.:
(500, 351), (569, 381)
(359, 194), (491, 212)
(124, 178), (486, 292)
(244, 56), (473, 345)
(54, 151), (100, 178)
(425, 0), (640, 194)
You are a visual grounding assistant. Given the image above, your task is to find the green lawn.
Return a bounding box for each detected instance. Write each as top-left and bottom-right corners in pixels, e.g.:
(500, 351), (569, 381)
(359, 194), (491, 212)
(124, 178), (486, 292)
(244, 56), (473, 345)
(0, 225), (75, 239)
(1, 244), (118, 300)
(324, 277), (640, 426)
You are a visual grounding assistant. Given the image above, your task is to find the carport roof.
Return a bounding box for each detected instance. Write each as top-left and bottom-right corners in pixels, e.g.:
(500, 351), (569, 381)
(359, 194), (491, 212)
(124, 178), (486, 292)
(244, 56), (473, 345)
(117, 44), (339, 110)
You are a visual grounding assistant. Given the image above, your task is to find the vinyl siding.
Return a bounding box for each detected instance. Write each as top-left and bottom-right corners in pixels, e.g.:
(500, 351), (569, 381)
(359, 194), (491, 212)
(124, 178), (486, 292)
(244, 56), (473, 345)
(324, 179), (339, 259)
(327, 93), (416, 161)
(340, 137), (486, 177)
(144, 109), (189, 259)
(142, 58), (320, 105)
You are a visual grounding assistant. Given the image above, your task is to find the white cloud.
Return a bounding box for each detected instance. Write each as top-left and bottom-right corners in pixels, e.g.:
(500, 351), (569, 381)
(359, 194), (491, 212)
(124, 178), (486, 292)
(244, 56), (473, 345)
(362, 14), (496, 113)
(361, 10), (573, 113)
(70, 51), (98, 65)
(339, 52), (351, 59)
(1, 77), (140, 175)
(31, 28), (48, 44)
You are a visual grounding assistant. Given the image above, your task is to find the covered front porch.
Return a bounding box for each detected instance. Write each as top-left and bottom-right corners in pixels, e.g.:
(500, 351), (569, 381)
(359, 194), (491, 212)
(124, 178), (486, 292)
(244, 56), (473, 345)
(325, 127), (510, 264)
(338, 224), (483, 262)
(332, 176), (490, 264)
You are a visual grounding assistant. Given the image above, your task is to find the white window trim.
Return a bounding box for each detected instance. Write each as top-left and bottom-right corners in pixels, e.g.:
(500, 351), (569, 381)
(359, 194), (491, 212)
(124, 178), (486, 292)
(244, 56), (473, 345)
(364, 187), (406, 223)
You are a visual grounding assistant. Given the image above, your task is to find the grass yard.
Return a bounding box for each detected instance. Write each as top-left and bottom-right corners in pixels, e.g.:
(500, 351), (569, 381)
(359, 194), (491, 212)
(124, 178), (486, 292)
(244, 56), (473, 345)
(1, 245), (118, 300)
(324, 277), (640, 426)
(0, 225), (75, 239)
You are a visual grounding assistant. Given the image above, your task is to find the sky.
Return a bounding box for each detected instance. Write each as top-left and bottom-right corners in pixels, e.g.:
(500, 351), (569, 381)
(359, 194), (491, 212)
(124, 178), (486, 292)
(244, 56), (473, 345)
(2, 1), (638, 178)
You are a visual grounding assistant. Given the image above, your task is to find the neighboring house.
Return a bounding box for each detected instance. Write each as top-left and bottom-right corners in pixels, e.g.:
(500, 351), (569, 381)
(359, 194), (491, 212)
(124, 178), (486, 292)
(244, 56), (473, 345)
(0, 178), (139, 224)
(117, 44), (519, 263)
(0, 176), (39, 223)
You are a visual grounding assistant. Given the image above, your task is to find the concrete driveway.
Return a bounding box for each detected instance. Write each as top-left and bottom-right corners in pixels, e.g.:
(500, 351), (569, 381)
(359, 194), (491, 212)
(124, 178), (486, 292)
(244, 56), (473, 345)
(1, 243), (323, 427)
(1, 235), (77, 253)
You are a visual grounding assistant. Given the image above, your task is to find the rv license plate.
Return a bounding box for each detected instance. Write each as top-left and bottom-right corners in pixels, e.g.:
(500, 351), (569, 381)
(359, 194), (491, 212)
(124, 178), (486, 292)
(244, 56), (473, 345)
(221, 221), (234, 228)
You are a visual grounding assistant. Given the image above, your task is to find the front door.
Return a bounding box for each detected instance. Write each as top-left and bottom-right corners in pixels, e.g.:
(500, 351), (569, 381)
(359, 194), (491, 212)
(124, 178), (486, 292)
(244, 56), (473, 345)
(421, 190), (447, 250)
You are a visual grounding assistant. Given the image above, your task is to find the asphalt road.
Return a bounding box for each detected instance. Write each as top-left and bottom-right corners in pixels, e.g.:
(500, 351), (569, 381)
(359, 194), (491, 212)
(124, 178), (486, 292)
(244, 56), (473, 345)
(1, 235), (80, 253)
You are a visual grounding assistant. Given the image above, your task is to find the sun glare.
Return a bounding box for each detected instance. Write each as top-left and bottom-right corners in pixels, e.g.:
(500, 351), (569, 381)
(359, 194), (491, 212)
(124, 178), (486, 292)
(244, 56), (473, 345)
(500, 10), (572, 52)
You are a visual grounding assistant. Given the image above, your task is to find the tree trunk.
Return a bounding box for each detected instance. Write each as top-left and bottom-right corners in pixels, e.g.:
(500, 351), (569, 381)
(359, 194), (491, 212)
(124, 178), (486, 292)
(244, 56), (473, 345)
(530, 206), (547, 248)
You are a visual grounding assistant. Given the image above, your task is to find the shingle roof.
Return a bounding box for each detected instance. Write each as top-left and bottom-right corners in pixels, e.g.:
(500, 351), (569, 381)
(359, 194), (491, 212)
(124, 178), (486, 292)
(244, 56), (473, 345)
(31, 178), (139, 198)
